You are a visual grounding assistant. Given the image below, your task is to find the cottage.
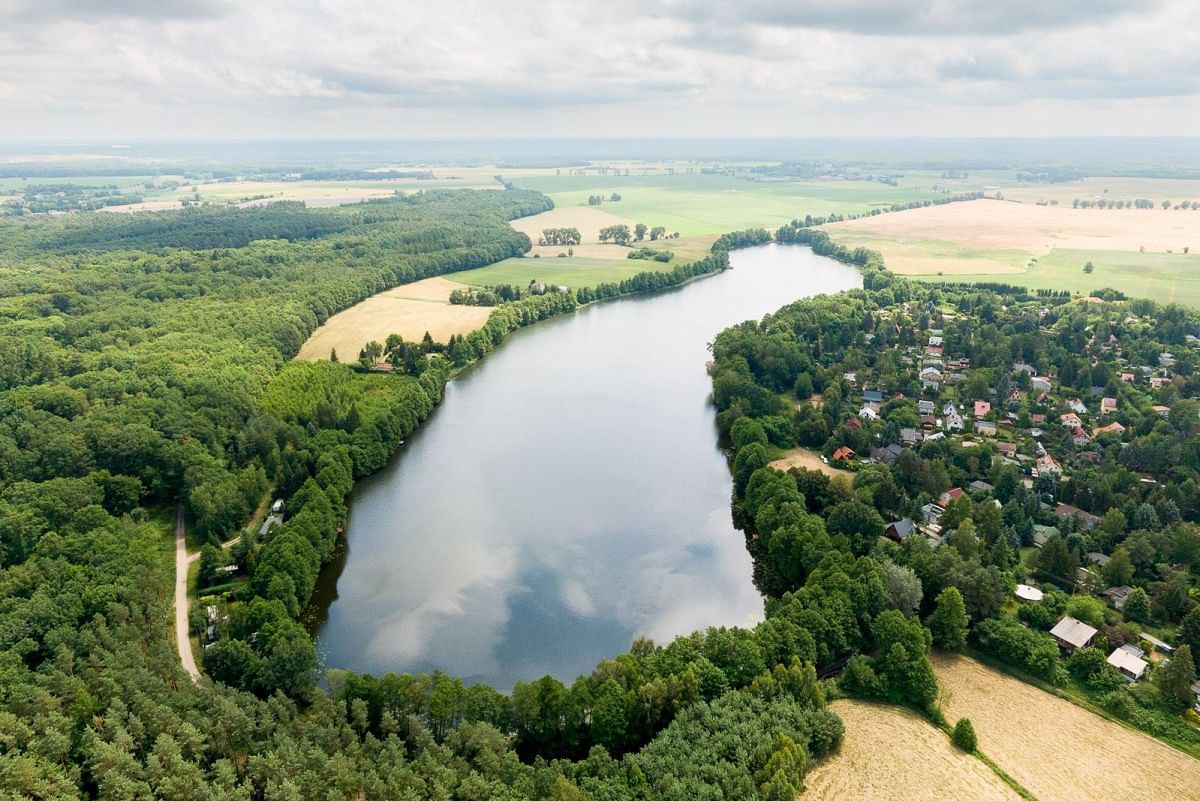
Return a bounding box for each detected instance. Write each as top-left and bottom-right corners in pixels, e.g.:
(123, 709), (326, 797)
(1093, 421), (1125, 437)
(942, 401), (957, 416)
(1049, 616), (1098, 653)
(1060, 412), (1083, 428)
(858, 405), (880, 421)
(371, 361), (396, 372)
(998, 442), (1018, 457)
(968, 480), (994, 494)
(847, 416), (863, 431)
(832, 446), (855, 462)
(943, 411), (963, 431)
(1100, 397), (1117, 415)
(928, 335), (943, 346)
(843, 371), (858, 385)
(974, 400), (991, 417)
(863, 390), (884, 404)
(1153, 405), (1170, 417)
(1013, 362), (1036, 375)
(1150, 376), (1168, 390)
(1035, 454), (1061, 475)
(975, 420), (997, 437)
(870, 443), (903, 465)
(900, 427), (923, 446)
(1086, 551), (1111, 566)
(917, 399), (935, 415)
(1031, 413), (1047, 424)
(1055, 504), (1101, 529)
(1103, 585), (1133, 610)
(920, 367), (943, 389)
(1140, 632), (1175, 654)
(920, 414), (937, 429)
(1014, 584), (1044, 602)
(1072, 427), (1092, 447)
(1067, 398), (1088, 415)
(936, 488), (964, 508)
(1107, 645), (1148, 682)
(885, 518), (916, 542)
(921, 502), (943, 525)
(1120, 372), (1135, 383)
(1160, 352), (1176, 368)
(1031, 376), (1053, 393)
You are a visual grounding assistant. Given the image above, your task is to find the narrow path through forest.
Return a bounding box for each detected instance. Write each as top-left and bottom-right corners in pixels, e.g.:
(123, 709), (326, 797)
(174, 504), (200, 681)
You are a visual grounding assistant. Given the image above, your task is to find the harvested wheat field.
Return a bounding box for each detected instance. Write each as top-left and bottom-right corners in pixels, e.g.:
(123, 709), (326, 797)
(296, 277), (491, 361)
(934, 654), (1200, 801)
(806, 700), (1019, 801)
(826, 198), (1200, 274)
(510, 206), (640, 245)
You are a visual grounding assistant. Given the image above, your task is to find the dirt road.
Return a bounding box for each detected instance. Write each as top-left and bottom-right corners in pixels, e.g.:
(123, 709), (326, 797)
(174, 505), (200, 681)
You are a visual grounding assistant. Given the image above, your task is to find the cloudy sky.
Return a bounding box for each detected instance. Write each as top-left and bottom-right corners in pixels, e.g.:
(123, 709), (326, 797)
(2, 0), (1197, 140)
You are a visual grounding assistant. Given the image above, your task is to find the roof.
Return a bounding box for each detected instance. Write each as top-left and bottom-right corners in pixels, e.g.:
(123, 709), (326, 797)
(863, 390), (883, 402)
(1014, 584), (1044, 602)
(886, 518), (916, 539)
(1107, 647), (1148, 679)
(1087, 552), (1111, 566)
(974, 400), (991, 416)
(969, 480), (994, 492)
(1050, 616), (1098, 648)
(832, 446), (855, 461)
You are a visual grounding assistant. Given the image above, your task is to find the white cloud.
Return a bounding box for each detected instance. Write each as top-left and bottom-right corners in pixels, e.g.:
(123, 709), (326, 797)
(0, 0), (1196, 139)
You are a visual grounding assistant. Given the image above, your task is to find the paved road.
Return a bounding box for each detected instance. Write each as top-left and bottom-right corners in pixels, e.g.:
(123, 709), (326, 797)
(174, 504), (200, 681)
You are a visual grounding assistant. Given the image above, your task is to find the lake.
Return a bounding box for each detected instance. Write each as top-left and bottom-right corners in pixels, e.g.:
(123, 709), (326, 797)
(308, 243), (861, 690)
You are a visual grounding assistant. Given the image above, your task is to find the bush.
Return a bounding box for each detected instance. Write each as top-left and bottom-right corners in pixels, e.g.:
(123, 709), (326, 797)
(973, 617), (1062, 684)
(1066, 595), (1107, 628)
(951, 718), (977, 751)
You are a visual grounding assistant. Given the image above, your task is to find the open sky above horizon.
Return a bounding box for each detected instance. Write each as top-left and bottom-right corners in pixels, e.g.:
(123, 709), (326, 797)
(3, 0), (1198, 141)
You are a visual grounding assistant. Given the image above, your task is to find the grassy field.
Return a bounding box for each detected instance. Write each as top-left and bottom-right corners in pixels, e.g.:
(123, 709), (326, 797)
(827, 197), (1200, 305)
(806, 700), (1021, 801)
(916, 247), (1200, 306)
(296, 276), (491, 361)
(933, 653), (1200, 801)
(514, 173), (953, 237)
(1002, 176), (1200, 206)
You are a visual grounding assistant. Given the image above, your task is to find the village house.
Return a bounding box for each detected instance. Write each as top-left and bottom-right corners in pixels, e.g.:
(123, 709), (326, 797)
(1120, 372), (1135, 383)
(1055, 503), (1101, 529)
(1049, 616), (1098, 653)
(1035, 454), (1061, 475)
(1107, 645), (1149, 682)
(1013, 362), (1036, 375)
(936, 488), (964, 508)
(1031, 376), (1053, 393)
(1150, 375), (1168, 390)
(832, 446), (855, 462)
(1071, 426), (1092, 447)
(885, 518), (916, 542)
(900, 427), (923, 446)
(945, 410), (964, 431)
(1153, 405), (1171, 417)
(997, 442), (1017, 458)
(974, 400), (991, 417)
(968, 480), (994, 494)
(919, 367), (943, 390)
(1032, 524), (1059, 547)
(870, 443), (903, 465)
(1060, 412), (1083, 428)
(1100, 397), (1117, 415)
(975, 420), (997, 437)
(1067, 398), (1088, 415)
(863, 389), (883, 404)
(928, 335), (943, 346)
(1160, 352), (1176, 368)
(1103, 585), (1133, 610)
(858, 404), (880, 421)
(917, 399), (935, 415)
(1093, 421), (1125, 437)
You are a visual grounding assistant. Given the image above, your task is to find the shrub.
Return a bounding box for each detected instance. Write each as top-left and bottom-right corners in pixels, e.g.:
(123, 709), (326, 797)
(951, 718), (977, 751)
(973, 617), (1062, 684)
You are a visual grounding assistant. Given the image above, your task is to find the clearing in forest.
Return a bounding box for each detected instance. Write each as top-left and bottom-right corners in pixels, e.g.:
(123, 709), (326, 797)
(295, 276), (491, 361)
(805, 700), (1020, 801)
(768, 447), (847, 480)
(933, 653), (1200, 801)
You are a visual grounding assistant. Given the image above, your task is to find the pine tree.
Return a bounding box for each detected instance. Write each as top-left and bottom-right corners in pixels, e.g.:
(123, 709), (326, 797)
(1154, 645), (1196, 710)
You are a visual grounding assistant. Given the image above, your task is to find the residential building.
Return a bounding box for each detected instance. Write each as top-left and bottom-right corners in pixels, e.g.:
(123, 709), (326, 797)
(1107, 645), (1148, 682)
(974, 400), (991, 417)
(1049, 616), (1098, 653)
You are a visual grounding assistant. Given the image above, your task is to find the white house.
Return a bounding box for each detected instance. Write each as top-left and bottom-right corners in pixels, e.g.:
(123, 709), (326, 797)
(1107, 645), (1149, 682)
